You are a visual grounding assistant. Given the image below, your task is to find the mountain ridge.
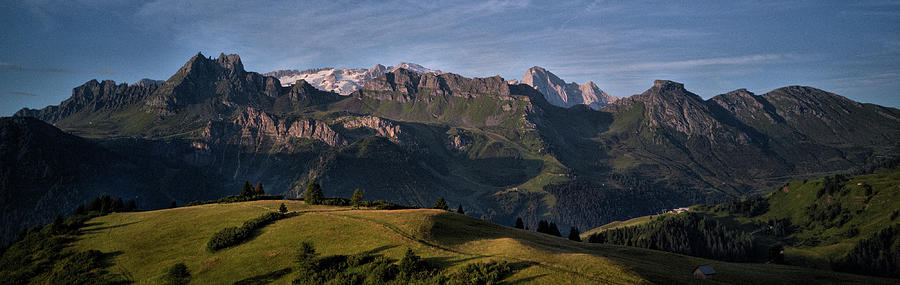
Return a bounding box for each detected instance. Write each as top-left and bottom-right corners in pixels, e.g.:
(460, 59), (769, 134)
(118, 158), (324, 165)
(7, 52), (900, 245)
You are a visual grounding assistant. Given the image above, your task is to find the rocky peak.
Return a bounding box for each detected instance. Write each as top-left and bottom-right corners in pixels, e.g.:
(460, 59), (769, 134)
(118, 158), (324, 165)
(216, 53), (245, 73)
(520, 66), (615, 110)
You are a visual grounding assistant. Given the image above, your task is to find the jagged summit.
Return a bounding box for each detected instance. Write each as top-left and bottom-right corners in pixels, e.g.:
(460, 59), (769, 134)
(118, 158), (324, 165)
(520, 66), (616, 110)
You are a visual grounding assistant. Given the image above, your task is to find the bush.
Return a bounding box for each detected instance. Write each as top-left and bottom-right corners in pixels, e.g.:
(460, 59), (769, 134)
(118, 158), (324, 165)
(207, 212), (286, 251)
(48, 250), (129, 285)
(447, 261), (513, 285)
(160, 262), (191, 285)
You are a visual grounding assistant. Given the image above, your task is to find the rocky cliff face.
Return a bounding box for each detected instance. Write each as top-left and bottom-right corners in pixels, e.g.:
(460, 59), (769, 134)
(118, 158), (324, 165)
(201, 107), (346, 147)
(145, 52), (283, 115)
(15, 79), (160, 123)
(356, 68), (510, 101)
(520, 66), (616, 110)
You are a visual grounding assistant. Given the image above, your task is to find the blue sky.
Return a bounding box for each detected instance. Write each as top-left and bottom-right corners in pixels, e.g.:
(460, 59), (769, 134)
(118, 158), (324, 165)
(2, 0), (899, 115)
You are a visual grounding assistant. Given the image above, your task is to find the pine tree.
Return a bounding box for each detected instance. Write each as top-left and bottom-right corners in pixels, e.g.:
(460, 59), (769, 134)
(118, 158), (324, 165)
(399, 248), (423, 276)
(350, 188), (365, 209)
(113, 198), (125, 212)
(537, 220), (549, 233)
(126, 200), (137, 211)
(254, 182), (265, 196)
(515, 217), (524, 229)
(279, 203), (288, 214)
(295, 241), (318, 273)
(433, 197), (449, 210)
(549, 222), (562, 237)
(170, 201), (177, 208)
(304, 182), (324, 205)
(456, 204), (465, 214)
(568, 227), (582, 242)
(241, 181), (254, 197)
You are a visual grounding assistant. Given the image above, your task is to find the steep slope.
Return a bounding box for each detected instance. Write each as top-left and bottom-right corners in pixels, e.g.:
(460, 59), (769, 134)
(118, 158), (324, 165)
(520, 66), (617, 110)
(63, 200), (896, 284)
(0, 117), (223, 245)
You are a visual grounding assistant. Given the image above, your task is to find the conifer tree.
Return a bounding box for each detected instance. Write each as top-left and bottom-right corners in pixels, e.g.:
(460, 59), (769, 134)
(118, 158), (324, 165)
(254, 182), (265, 196)
(456, 204), (465, 214)
(537, 220), (549, 233)
(304, 182), (324, 205)
(350, 188), (365, 209)
(241, 181), (254, 197)
(549, 222), (562, 237)
(279, 203), (288, 214)
(515, 217), (524, 229)
(568, 227), (582, 242)
(433, 197), (449, 210)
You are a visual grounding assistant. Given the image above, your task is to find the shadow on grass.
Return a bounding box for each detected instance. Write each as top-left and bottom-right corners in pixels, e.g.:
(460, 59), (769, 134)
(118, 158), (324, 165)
(82, 221), (142, 233)
(233, 267), (293, 285)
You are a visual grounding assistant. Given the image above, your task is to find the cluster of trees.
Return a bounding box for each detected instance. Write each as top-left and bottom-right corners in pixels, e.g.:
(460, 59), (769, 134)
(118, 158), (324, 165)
(833, 225), (900, 277)
(713, 195), (769, 217)
(74, 195), (138, 215)
(587, 213), (754, 262)
(207, 212), (287, 251)
(817, 174), (850, 198)
(512, 217), (581, 241)
(757, 218), (795, 237)
(240, 181), (267, 197)
(536, 220), (562, 237)
(291, 242), (516, 284)
(543, 179), (685, 232)
(432, 197), (466, 214)
(0, 197), (129, 284)
(804, 202), (852, 229)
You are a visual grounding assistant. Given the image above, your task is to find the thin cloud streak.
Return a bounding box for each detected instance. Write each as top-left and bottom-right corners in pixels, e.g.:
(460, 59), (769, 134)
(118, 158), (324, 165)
(7, 91), (38, 97)
(0, 63), (75, 73)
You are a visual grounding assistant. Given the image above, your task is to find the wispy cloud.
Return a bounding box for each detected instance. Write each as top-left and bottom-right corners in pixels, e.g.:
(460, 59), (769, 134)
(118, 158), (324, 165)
(608, 54), (784, 72)
(7, 91), (38, 97)
(0, 62), (74, 73)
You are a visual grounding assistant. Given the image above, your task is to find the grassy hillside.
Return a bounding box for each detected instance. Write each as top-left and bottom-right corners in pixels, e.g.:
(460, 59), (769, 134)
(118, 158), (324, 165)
(61, 200), (894, 284)
(583, 168), (900, 277)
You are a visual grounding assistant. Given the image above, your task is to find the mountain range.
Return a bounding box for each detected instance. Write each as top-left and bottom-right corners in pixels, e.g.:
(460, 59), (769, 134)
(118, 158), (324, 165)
(4, 52), (900, 245)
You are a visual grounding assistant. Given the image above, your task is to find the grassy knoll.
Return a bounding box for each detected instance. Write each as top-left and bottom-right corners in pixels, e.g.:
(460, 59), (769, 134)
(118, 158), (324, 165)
(67, 200), (896, 284)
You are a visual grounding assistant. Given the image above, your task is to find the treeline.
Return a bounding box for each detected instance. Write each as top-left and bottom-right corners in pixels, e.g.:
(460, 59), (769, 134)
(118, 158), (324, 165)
(188, 181), (283, 206)
(713, 195), (768, 217)
(303, 183), (412, 210)
(207, 212), (288, 251)
(817, 174), (850, 198)
(292, 242), (519, 284)
(543, 179), (687, 231)
(587, 213), (754, 262)
(0, 196), (135, 284)
(833, 225), (900, 277)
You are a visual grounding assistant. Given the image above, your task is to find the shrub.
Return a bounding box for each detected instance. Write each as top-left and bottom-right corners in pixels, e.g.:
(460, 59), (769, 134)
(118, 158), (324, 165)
(447, 261), (513, 285)
(433, 198), (449, 210)
(160, 262), (191, 285)
(207, 212), (286, 251)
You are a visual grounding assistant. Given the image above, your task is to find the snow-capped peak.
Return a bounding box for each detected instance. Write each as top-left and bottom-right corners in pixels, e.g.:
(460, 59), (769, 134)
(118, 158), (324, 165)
(265, 62), (441, 95)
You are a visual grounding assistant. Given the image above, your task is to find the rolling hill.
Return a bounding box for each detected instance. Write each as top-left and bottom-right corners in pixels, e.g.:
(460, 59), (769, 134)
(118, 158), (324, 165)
(14, 200), (893, 284)
(583, 167), (900, 277)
